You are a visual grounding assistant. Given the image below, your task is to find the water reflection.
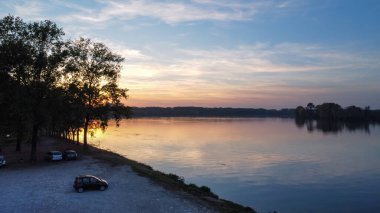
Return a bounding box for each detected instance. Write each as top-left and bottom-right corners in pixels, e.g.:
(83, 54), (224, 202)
(294, 118), (379, 134)
(88, 118), (380, 213)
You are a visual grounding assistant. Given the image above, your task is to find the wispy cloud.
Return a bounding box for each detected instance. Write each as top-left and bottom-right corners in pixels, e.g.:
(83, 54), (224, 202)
(1, 0), (379, 108)
(118, 42), (380, 107)
(57, 0), (278, 25)
(0, 0), (306, 30)
(120, 42), (379, 80)
(3, 0), (45, 20)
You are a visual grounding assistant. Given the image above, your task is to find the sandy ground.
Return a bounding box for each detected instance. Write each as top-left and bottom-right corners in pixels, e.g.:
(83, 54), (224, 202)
(0, 139), (215, 213)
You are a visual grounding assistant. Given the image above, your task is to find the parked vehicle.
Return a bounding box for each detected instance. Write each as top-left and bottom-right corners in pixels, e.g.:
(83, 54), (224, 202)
(73, 175), (108, 193)
(0, 155), (6, 167)
(44, 151), (63, 161)
(63, 150), (78, 160)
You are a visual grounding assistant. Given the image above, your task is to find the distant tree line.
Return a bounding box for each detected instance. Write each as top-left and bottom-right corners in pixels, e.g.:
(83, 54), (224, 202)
(132, 105), (380, 134)
(131, 107), (295, 118)
(295, 102), (380, 121)
(0, 15), (130, 161)
(295, 117), (376, 134)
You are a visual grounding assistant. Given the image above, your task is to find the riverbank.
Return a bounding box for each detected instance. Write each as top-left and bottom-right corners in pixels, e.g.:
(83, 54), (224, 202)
(0, 136), (255, 213)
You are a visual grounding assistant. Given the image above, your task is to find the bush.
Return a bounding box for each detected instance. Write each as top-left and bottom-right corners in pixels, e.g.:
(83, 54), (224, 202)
(167, 173), (184, 183)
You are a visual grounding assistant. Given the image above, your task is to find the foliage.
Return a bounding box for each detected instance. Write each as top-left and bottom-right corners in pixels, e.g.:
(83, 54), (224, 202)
(295, 102), (379, 121)
(167, 173), (184, 183)
(295, 102), (380, 134)
(0, 15), (129, 159)
(64, 37), (129, 148)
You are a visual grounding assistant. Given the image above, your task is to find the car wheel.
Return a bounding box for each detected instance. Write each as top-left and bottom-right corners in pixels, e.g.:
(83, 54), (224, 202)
(77, 188), (84, 193)
(99, 186), (106, 191)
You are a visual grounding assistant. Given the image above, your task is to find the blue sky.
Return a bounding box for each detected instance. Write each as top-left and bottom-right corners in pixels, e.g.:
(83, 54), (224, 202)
(1, 0), (380, 108)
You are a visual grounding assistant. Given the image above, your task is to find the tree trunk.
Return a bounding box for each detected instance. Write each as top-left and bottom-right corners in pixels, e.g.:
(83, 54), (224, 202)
(15, 118), (23, 152)
(16, 137), (22, 152)
(83, 115), (89, 149)
(30, 124), (39, 162)
(71, 130), (75, 143)
(76, 129), (80, 145)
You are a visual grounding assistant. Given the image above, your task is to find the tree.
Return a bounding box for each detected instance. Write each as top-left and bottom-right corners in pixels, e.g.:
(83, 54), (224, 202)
(295, 106), (306, 118)
(306, 102), (315, 109)
(44, 84), (84, 143)
(316, 103), (343, 120)
(345, 105), (364, 120)
(0, 72), (12, 149)
(0, 15), (66, 161)
(65, 38), (129, 149)
(0, 15), (32, 151)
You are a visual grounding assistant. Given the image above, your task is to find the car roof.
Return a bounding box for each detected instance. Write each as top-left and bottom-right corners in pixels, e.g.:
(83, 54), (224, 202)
(77, 175), (100, 179)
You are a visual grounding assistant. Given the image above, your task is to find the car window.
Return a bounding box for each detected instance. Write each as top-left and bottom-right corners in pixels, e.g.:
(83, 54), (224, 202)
(90, 178), (98, 183)
(82, 178), (90, 183)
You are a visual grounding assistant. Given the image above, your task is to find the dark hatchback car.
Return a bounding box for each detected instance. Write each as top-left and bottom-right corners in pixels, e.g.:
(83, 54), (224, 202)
(63, 150), (78, 160)
(73, 175), (108, 193)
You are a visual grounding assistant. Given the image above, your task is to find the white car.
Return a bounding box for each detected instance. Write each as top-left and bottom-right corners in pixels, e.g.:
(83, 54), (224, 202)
(0, 155), (6, 167)
(44, 151), (63, 161)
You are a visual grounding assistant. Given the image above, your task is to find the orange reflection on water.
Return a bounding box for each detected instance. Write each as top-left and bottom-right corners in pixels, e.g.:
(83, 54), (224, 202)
(85, 118), (308, 173)
(84, 117), (380, 184)
(85, 118), (380, 213)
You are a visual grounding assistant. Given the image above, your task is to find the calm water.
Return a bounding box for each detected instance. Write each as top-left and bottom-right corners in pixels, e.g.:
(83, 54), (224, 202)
(88, 118), (380, 213)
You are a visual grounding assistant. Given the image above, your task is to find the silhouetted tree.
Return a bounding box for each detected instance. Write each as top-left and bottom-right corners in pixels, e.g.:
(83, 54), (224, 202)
(65, 38), (129, 149)
(295, 106), (306, 118)
(316, 103), (343, 120)
(345, 105), (365, 120)
(1, 15), (131, 160)
(0, 16), (32, 151)
(0, 15), (67, 161)
(294, 102), (379, 134)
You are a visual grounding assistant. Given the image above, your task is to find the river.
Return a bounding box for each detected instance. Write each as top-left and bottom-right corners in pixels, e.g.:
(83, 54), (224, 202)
(87, 118), (380, 213)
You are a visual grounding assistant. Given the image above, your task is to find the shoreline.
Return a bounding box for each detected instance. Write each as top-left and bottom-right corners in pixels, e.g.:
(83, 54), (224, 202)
(80, 141), (256, 213)
(0, 136), (256, 213)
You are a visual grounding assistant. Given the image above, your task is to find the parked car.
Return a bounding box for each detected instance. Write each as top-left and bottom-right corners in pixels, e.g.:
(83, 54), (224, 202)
(73, 175), (108, 193)
(0, 155), (6, 167)
(63, 150), (78, 160)
(44, 151), (63, 161)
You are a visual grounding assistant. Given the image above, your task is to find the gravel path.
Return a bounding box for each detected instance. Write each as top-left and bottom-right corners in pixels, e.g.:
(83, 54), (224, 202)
(0, 156), (215, 213)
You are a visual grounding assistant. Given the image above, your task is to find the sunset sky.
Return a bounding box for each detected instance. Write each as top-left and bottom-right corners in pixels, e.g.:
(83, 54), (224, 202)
(1, 0), (379, 109)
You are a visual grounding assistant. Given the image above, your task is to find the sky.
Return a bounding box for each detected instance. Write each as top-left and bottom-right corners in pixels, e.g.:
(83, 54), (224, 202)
(1, 0), (380, 109)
